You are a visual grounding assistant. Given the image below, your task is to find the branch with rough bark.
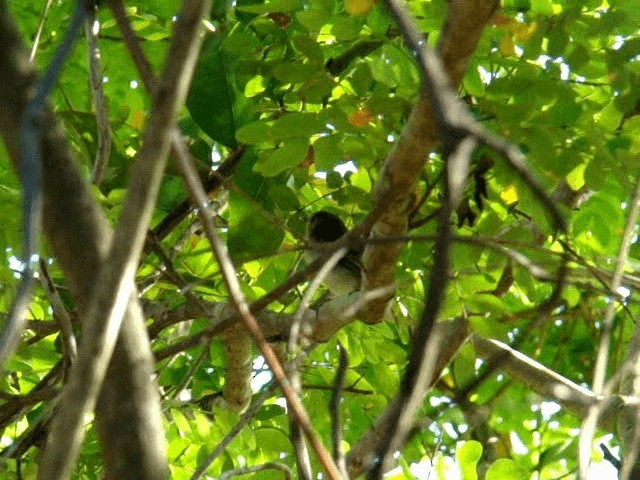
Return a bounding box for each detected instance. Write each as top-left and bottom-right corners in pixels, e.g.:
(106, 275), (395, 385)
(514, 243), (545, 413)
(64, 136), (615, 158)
(106, 0), (255, 417)
(144, 295), (635, 435)
(0, 1), (207, 478)
(38, 1), (209, 478)
(358, 0), (500, 325)
(167, 97), (345, 479)
(0, 7), (164, 480)
(342, 1), (500, 475)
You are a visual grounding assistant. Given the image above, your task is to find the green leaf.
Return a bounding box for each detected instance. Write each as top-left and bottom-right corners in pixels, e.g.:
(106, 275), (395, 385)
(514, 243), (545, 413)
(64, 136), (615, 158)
(254, 139), (309, 177)
(486, 458), (528, 480)
(368, 361), (399, 398)
(596, 100), (624, 131)
(623, 116), (640, 154)
(348, 168), (372, 192)
(565, 43), (590, 70)
(187, 36), (238, 147)
(470, 317), (510, 342)
(463, 64), (485, 97)
(267, 183), (300, 211)
(236, 0), (298, 13)
(562, 285), (582, 308)
(227, 191), (284, 263)
(271, 61), (318, 84)
(236, 119), (275, 144)
(549, 91), (581, 126)
(530, 0), (554, 15)
(547, 27), (569, 56)
(254, 427), (291, 452)
(326, 171), (343, 188)
(296, 5), (332, 32)
(170, 409), (192, 435)
(466, 294), (507, 317)
(453, 344), (477, 388)
(291, 34), (323, 64)
(456, 440), (482, 480)
(314, 134), (343, 171)
(222, 29), (260, 56)
(331, 16), (360, 41)
(271, 112), (323, 141)
(369, 44), (419, 90)
(255, 404), (286, 421)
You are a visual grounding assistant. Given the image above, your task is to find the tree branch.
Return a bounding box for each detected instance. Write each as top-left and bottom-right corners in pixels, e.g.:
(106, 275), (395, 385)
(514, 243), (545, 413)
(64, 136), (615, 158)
(0, 5), (169, 479)
(359, 0), (499, 324)
(0, 0), (86, 373)
(85, 1), (111, 186)
(168, 108), (345, 480)
(37, 1), (209, 478)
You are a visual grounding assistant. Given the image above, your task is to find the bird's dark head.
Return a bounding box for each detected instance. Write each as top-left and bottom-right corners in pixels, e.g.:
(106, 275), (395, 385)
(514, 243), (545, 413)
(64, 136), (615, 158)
(306, 211), (362, 294)
(307, 211), (348, 243)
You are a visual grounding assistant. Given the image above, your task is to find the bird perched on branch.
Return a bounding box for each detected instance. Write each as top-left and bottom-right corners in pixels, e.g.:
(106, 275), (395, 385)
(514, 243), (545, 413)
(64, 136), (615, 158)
(306, 211), (363, 295)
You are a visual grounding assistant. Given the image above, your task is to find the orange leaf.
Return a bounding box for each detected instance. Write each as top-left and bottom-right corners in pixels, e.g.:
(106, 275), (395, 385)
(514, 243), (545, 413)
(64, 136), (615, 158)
(348, 108), (373, 127)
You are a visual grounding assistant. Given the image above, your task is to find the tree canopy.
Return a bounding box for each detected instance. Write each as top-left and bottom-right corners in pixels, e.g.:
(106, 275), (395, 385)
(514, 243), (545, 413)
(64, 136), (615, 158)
(0, 0), (639, 479)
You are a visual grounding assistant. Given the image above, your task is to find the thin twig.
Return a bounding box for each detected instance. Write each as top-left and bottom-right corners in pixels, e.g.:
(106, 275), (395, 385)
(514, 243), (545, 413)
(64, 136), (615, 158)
(148, 146), (244, 246)
(331, 342), (349, 478)
(152, 229), (566, 362)
(189, 382), (277, 480)
(0, 366), (62, 461)
(162, 348), (207, 406)
(169, 127), (345, 479)
(289, 247), (348, 350)
(383, 0), (566, 233)
(191, 345), (317, 479)
(579, 174), (640, 479)
(287, 292), (314, 480)
(592, 177), (640, 393)
(108, 0), (246, 247)
(108, 0), (156, 91)
(28, 0), (55, 63)
(288, 368), (313, 480)
(39, 259), (77, 366)
(368, 135), (477, 479)
(364, 2), (568, 475)
(85, 1), (112, 186)
(152, 254), (344, 361)
(145, 234), (209, 313)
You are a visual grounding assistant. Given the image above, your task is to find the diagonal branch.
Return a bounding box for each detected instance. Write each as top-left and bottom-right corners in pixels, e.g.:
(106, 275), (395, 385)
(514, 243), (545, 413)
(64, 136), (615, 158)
(348, 0), (499, 475)
(369, 135), (478, 479)
(85, 1), (112, 186)
(580, 174), (640, 479)
(346, 317), (470, 477)
(107, 0), (246, 258)
(0, 4), (167, 479)
(169, 125), (345, 478)
(359, 0), (500, 324)
(37, 2), (209, 478)
(0, 0), (86, 373)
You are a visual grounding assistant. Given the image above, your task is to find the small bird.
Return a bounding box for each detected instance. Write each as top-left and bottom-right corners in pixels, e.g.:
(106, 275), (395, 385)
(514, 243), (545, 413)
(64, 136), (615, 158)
(306, 211), (362, 295)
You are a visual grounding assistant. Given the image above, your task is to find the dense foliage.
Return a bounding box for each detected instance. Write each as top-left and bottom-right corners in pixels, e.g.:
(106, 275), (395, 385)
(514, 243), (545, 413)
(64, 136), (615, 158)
(1, 0), (639, 479)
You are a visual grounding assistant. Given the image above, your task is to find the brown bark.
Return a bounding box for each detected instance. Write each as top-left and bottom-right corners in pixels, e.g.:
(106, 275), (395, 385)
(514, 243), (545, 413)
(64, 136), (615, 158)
(0, 6), (166, 479)
(360, 0), (500, 324)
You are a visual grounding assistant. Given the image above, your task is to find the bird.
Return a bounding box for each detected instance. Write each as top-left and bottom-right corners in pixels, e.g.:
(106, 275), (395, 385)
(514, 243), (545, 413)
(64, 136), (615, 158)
(306, 211), (362, 295)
